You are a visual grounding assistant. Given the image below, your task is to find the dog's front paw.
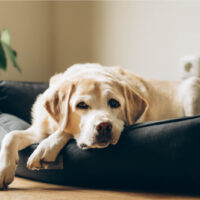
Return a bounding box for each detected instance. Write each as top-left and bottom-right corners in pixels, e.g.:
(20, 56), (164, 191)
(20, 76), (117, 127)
(26, 144), (58, 170)
(0, 152), (17, 189)
(26, 153), (43, 170)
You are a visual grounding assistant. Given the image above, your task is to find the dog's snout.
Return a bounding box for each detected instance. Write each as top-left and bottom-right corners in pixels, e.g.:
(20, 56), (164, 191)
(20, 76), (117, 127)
(96, 122), (112, 143)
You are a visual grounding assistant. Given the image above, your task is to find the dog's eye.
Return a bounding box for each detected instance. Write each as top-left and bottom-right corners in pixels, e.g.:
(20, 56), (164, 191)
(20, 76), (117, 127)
(76, 102), (89, 109)
(108, 98), (120, 108)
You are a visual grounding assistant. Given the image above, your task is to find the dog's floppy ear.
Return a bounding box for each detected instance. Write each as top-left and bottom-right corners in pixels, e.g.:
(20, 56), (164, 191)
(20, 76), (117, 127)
(44, 82), (74, 130)
(123, 84), (148, 125)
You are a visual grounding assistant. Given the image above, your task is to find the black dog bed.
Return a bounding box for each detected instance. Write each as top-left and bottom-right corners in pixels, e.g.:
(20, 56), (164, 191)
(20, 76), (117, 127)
(0, 80), (200, 193)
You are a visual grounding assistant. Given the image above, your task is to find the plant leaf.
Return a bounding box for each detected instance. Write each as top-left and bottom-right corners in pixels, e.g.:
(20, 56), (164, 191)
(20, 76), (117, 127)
(0, 42), (7, 71)
(12, 49), (17, 57)
(3, 43), (21, 72)
(1, 29), (10, 46)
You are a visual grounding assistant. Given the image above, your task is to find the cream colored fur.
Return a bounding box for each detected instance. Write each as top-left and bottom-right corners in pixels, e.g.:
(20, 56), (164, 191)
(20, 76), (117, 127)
(0, 63), (200, 189)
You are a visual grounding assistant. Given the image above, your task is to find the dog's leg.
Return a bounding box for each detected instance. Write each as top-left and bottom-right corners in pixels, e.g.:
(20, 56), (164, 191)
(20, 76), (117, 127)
(0, 128), (40, 189)
(27, 130), (71, 170)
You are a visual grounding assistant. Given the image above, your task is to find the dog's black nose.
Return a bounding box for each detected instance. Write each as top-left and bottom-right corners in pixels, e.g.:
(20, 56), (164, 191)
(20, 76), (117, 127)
(96, 122), (112, 143)
(80, 143), (88, 149)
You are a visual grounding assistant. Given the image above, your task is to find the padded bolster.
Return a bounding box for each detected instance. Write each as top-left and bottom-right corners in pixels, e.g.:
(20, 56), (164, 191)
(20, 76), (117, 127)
(0, 113), (30, 146)
(14, 115), (200, 192)
(0, 81), (48, 123)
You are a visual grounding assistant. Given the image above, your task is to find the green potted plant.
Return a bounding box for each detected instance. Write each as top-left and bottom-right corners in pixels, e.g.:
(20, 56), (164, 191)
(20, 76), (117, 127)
(0, 29), (21, 72)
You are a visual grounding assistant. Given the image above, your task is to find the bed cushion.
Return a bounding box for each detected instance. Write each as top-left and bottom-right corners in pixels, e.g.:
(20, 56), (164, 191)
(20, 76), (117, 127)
(0, 113), (199, 192)
(0, 113), (30, 145)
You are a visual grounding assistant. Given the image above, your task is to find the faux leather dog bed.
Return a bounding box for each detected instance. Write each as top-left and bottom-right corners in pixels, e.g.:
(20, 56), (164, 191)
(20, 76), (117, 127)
(0, 80), (200, 193)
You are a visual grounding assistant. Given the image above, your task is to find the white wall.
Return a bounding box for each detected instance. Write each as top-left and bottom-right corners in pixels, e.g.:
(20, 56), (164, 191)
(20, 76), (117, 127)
(51, 1), (96, 72)
(1, 1), (200, 81)
(90, 1), (200, 80)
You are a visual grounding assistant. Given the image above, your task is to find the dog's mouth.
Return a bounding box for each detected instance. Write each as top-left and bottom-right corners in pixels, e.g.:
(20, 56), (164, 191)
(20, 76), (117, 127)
(98, 141), (108, 146)
(95, 141), (110, 148)
(79, 141), (110, 150)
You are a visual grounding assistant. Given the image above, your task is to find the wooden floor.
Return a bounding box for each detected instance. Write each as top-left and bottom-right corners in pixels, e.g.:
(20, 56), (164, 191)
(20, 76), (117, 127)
(0, 177), (199, 200)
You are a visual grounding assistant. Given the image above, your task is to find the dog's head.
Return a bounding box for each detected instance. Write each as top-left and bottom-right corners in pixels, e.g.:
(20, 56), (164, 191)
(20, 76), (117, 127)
(44, 64), (148, 149)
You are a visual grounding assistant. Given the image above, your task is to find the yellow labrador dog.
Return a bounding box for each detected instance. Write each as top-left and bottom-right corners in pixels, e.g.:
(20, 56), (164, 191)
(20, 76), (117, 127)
(0, 63), (200, 189)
